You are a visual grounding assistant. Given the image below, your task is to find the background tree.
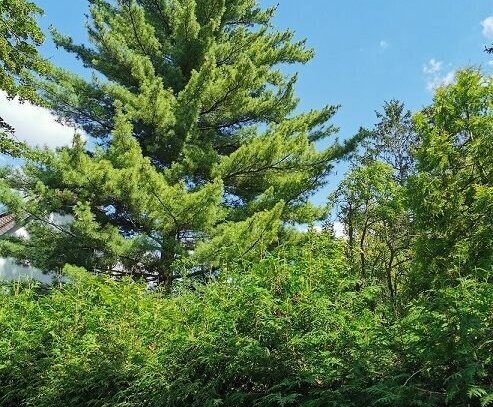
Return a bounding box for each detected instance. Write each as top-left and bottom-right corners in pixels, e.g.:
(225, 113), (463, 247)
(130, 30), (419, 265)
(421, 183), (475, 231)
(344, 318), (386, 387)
(408, 69), (493, 292)
(0, 0), (356, 286)
(360, 100), (418, 184)
(332, 101), (416, 303)
(332, 162), (409, 302)
(0, 0), (46, 156)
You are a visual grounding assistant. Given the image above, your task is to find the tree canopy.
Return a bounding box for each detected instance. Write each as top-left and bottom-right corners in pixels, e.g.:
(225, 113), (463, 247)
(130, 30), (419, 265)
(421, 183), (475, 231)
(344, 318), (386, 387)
(1, 2), (493, 407)
(408, 69), (493, 293)
(0, 0), (46, 156)
(0, 0), (357, 286)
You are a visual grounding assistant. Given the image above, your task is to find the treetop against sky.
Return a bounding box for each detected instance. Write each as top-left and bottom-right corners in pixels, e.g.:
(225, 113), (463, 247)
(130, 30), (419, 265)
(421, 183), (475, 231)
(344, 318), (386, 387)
(1, 0), (493, 201)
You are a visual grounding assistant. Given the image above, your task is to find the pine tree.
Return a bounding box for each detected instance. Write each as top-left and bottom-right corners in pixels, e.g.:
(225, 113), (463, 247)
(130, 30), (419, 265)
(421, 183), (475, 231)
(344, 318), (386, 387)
(0, 0), (356, 286)
(360, 100), (418, 184)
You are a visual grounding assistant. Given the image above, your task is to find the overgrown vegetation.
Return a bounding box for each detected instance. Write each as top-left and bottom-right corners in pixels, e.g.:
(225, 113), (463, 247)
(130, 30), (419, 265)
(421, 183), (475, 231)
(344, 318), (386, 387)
(2, 232), (493, 406)
(0, 1), (492, 406)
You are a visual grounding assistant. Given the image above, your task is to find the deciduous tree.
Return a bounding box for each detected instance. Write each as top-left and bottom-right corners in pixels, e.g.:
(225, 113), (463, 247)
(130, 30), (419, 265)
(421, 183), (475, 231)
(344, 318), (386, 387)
(0, 0), (45, 156)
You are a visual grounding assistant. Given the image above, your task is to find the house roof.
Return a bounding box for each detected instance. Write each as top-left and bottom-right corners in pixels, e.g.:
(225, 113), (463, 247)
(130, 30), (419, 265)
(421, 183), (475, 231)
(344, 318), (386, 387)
(0, 213), (15, 236)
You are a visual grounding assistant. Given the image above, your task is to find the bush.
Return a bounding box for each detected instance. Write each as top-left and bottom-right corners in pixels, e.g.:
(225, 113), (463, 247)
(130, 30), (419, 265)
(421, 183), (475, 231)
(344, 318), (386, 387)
(1, 233), (493, 406)
(0, 234), (378, 406)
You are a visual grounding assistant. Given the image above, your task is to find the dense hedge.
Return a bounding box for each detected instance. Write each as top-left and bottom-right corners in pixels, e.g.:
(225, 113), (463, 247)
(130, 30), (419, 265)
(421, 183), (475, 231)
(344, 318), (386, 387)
(1, 234), (493, 407)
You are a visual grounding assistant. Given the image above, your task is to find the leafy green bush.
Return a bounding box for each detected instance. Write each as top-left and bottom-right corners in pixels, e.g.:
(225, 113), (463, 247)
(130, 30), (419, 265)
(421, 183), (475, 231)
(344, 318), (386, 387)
(0, 234), (378, 406)
(3, 232), (492, 406)
(368, 276), (493, 406)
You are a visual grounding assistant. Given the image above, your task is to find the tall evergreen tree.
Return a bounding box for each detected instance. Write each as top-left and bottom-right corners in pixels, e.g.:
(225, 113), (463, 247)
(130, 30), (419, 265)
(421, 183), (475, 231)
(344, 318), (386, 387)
(0, 0), (356, 286)
(360, 100), (418, 184)
(409, 69), (493, 292)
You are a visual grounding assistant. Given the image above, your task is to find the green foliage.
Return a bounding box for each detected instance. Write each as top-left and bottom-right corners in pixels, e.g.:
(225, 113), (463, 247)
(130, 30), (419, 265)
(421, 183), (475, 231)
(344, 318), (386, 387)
(1, 2), (492, 406)
(332, 101), (416, 304)
(359, 100), (418, 184)
(368, 276), (493, 407)
(0, 0), (357, 285)
(0, 0), (44, 100)
(2, 233), (493, 407)
(0, 235), (381, 407)
(332, 161), (409, 302)
(0, 0), (46, 157)
(409, 69), (493, 292)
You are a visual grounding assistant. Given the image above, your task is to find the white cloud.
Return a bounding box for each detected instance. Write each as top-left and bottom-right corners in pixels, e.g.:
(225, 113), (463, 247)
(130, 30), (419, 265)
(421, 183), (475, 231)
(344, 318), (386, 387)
(440, 71), (455, 87)
(0, 92), (77, 149)
(423, 58), (442, 75)
(423, 59), (455, 92)
(482, 16), (493, 39)
(426, 70), (455, 92)
(379, 40), (389, 50)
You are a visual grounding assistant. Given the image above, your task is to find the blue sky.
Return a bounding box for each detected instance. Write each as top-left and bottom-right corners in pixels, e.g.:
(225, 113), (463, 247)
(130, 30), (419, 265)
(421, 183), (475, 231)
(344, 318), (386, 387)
(16, 1), (493, 199)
